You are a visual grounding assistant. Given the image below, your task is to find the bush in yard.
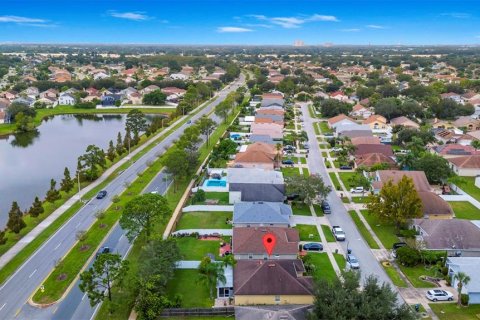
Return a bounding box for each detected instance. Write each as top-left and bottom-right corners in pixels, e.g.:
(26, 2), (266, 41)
(396, 246), (421, 267)
(461, 293), (469, 306)
(192, 189), (206, 203)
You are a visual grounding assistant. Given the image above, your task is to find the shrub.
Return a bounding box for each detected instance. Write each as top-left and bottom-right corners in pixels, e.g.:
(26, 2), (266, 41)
(396, 246), (421, 267)
(461, 293), (469, 306)
(192, 189), (206, 203)
(398, 229), (417, 238)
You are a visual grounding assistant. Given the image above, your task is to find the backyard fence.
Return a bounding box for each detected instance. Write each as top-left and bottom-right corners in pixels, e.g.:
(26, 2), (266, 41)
(160, 307), (235, 318)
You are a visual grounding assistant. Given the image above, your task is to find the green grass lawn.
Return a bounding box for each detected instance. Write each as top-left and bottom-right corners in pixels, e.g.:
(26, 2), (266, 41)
(175, 236), (225, 261)
(303, 168), (310, 177)
(291, 202), (312, 216)
(281, 167), (302, 177)
(328, 172), (342, 191)
(298, 156), (307, 164)
(449, 201), (480, 220)
(176, 211), (232, 230)
(382, 262), (408, 288)
(321, 224), (336, 242)
(295, 224), (321, 241)
(398, 264), (441, 288)
(321, 151), (327, 158)
(361, 210), (399, 249)
(308, 253), (337, 282)
(333, 253), (346, 271)
(351, 196), (368, 203)
(319, 121), (332, 134)
(203, 192), (229, 205)
(314, 122), (321, 135)
(457, 176), (480, 203)
(430, 303), (480, 320)
(338, 172), (360, 189)
(166, 269), (213, 308)
(341, 197), (350, 203)
(312, 204), (324, 217)
(348, 211), (380, 249)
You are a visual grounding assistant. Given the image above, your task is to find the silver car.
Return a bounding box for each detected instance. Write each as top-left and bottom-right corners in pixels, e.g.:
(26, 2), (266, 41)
(426, 289), (453, 302)
(346, 254), (360, 269)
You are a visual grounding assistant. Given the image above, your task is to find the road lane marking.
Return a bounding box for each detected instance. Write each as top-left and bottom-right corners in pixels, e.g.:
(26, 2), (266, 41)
(0, 303), (6, 311)
(28, 269), (37, 278)
(75, 222), (81, 229)
(52, 306), (59, 314)
(15, 308), (21, 317)
(119, 234), (124, 241)
(82, 293), (87, 301)
(54, 242), (62, 250)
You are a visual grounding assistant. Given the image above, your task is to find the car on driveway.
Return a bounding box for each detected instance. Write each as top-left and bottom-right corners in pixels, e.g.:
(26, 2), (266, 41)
(303, 243), (323, 251)
(321, 201), (331, 214)
(346, 254), (360, 269)
(282, 159), (295, 166)
(332, 226), (346, 241)
(340, 165), (352, 170)
(96, 190), (107, 199)
(350, 187), (364, 194)
(426, 289), (454, 302)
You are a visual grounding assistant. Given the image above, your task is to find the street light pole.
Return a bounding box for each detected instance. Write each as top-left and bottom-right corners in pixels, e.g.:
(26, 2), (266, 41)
(77, 171), (81, 194)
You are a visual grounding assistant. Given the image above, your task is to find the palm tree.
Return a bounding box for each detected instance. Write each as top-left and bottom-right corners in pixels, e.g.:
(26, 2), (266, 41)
(221, 254), (237, 268)
(472, 140), (480, 150)
(197, 257), (226, 299)
(275, 143), (283, 167)
(397, 152), (416, 170)
(453, 271), (471, 306)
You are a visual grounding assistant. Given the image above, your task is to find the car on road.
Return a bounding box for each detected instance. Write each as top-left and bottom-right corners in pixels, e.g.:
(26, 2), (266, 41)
(332, 226), (346, 241)
(350, 187), (364, 194)
(346, 254), (360, 269)
(187, 120), (192, 124)
(303, 243), (323, 251)
(426, 289), (454, 302)
(96, 246), (110, 257)
(331, 147), (342, 152)
(150, 190), (159, 194)
(339, 165), (352, 170)
(321, 201), (331, 214)
(96, 190), (107, 199)
(303, 142), (309, 149)
(282, 159), (295, 166)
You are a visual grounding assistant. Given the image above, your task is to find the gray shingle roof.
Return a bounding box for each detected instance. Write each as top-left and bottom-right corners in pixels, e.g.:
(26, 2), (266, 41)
(233, 202), (291, 225)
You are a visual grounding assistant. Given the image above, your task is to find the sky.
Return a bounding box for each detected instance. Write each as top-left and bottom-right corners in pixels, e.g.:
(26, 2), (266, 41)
(0, 0), (479, 45)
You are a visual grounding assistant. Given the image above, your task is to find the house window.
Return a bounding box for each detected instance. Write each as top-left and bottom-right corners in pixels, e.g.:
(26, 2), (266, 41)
(248, 255), (253, 259)
(274, 295), (281, 303)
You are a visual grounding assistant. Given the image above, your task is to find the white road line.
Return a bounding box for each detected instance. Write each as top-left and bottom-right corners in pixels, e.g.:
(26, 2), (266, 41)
(28, 269), (37, 278)
(119, 234), (124, 241)
(81, 293), (87, 301)
(0, 303), (6, 311)
(75, 222), (81, 229)
(54, 242), (62, 251)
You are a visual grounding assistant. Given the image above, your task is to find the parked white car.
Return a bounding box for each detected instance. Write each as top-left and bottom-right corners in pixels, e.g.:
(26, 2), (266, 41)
(426, 289), (454, 302)
(350, 187), (364, 194)
(332, 226), (346, 241)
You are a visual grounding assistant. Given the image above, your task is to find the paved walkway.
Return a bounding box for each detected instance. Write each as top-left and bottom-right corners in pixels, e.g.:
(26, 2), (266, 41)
(171, 229), (233, 236)
(176, 260), (201, 269)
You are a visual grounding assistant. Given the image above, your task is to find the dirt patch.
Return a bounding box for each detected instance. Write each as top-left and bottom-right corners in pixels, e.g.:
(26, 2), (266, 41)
(56, 273), (67, 281)
(99, 223), (107, 229)
(79, 244), (91, 252)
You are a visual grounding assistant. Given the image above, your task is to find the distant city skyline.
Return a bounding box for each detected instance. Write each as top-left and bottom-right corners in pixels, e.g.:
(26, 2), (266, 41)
(0, 0), (479, 45)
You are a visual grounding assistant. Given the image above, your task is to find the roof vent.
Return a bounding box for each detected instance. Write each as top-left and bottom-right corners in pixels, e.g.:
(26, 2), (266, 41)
(268, 263), (276, 267)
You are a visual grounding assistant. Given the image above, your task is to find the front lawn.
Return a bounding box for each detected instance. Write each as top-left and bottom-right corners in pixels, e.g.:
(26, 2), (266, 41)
(349, 211), (380, 249)
(303, 168), (310, 177)
(312, 204), (324, 217)
(430, 303), (480, 320)
(203, 192), (229, 205)
(319, 121), (332, 134)
(175, 236), (225, 260)
(281, 167), (301, 178)
(328, 172), (342, 191)
(351, 196), (368, 203)
(166, 269), (212, 308)
(295, 224), (321, 241)
(449, 201), (480, 220)
(176, 211), (232, 230)
(382, 262), (408, 288)
(338, 172), (361, 189)
(291, 202), (312, 216)
(361, 210), (399, 249)
(321, 224), (336, 242)
(398, 264), (441, 288)
(333, 253), (346, 270)
(307, 253), (337, 282)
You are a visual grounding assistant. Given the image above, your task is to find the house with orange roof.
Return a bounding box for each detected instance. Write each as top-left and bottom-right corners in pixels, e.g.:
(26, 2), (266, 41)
(233, 142), (279, 170)
(250, 123), (284, 140)
(327, 114), (356, 129)
(447, 155), (480, 176)
(363, 115), (390, 132)
(329, 91), (349, 102)
(349, 104), (372, 119)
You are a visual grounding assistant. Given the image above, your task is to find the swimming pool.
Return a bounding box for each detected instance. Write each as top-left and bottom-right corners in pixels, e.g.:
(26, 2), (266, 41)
(203, 179), (227, 187)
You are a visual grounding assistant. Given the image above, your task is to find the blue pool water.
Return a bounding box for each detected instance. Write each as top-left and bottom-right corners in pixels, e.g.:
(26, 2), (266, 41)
(203, 179), (227, 187)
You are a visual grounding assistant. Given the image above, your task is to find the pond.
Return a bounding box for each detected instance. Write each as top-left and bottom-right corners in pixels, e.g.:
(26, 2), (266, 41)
(0, 113), (159, 227)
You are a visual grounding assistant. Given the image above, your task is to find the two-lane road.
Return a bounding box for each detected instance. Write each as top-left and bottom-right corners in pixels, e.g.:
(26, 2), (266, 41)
(0, 74), (245, 320)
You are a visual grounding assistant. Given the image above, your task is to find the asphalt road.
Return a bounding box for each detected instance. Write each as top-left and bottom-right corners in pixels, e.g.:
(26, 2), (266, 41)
(299, 103), (401, 294)
(0, 74), (244, 320)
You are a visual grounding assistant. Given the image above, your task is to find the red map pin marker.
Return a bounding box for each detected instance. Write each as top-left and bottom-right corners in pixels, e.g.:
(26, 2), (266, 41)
(263, 233), (277, 256)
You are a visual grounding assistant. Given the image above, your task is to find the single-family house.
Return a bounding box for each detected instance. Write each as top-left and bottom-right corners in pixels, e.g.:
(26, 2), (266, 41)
(234, 259), (314, 305)
(228, 168), (285, 203)
(234, 142), (278, 170)
(351, 136), (381, 145)
(413, 219), (480, 252)
(447, 155), (480, 176)
(249, 134), (275, 145)
(140, 85), (160, 95)
(0, 110), (5, 124)
(217, 265), (234, 299)
(446, 257), (480, 304)
(335, 123), (372, 136)
(232, 227), (299, 260)
(355, 153), (396, 169)
(431, 144), (479, 159)
(232, 202), (292, 227)
(371, 170), (453, 218)
(261, 99), (284, 109)
(254, 114), (284, 126)
(363, 115), (389, 131)
(56, 93), (76, 106)
(340, 130), (374, 139)
(390, 116), (420, 129)
(349, 104), (372, 119)
(329, 91), (349, 101)
(250, 123), (283, 140)
(354, 144), (394, 157)
(452, 116), (480, 132)
(327, 114), (356, 129)
(441, 92), (464, 104)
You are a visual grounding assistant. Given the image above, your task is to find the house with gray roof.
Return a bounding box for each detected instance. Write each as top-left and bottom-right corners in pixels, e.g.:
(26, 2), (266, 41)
(233, 202), (292, 227)
(228, 168), (285, 203)
(249, 134), (275, 145)
(261, 98), (284, 108)
(447, 257), (480, 304)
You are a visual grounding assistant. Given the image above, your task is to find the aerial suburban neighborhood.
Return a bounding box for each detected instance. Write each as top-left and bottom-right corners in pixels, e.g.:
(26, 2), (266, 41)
(1, 1), (480, 320)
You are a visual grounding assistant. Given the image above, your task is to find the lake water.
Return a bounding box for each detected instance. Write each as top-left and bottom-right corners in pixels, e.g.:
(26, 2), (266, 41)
(0, 114), (131, 227)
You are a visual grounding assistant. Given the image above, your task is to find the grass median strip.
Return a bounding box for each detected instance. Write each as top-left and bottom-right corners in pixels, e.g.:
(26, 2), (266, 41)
(328, 172), (341, 191)
(348, 210), (380, 249)
(382, 262), (408, 288)
(321, 225), (335, 242)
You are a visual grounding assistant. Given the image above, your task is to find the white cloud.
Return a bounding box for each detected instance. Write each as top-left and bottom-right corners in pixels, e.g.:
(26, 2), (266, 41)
(367, 24), (386, 29)
(0, 15), (55, 27)
(341, 28), (361, 32)
(217, 26), (253, 33)
(250, 13), (339, 29)
(441, 12), (470, 19)
(108, 11), (151, 21)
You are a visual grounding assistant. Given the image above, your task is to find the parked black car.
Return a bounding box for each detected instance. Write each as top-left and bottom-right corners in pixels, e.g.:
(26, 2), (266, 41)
(340, 165), (352, 170)
(286, 193), (300, 201)
(96, 246), (110, 257)
(96, 190), (107, 199)
(282, 159), (295, 165)
(321, 201), (331, 214)
(303, 243), (323, 251)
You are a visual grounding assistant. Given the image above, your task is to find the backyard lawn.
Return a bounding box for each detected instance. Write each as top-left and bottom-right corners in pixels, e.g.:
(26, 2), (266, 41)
(398, 264), (441, 288)
(295, 224), (321, 241)
(291, 202), (312, 216)
(203, 192), (229, 205)
(175, 236), (225, 260)
(361, 210), (399, 249)
(348, 211), (380, 249)
(382, 262), (408, 287)
(430, 303), (480, 320)
(449, 201), (480, 220)
(457, 176), (480, 202)
(176, 211), (232, 230)
(328, 172), (342, 191)
(166, 269), (212, 308)
(307, 253), (337, 282)
(321, 224), (336, 242)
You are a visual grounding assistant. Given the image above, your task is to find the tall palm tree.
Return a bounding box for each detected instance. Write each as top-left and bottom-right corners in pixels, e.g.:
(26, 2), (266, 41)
(453, 271), (471, 306)
(275, 143), (283, 167)
(397, 152), (416, 170)
(197, 257), (226, 299)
